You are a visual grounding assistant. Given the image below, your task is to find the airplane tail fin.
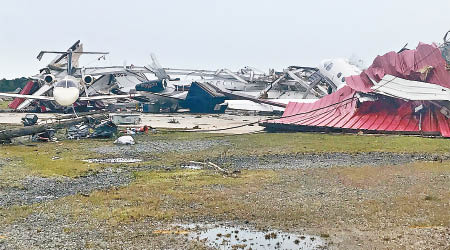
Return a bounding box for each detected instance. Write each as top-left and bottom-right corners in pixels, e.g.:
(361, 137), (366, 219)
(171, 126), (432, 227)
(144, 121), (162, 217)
(148, 53), (169, 80)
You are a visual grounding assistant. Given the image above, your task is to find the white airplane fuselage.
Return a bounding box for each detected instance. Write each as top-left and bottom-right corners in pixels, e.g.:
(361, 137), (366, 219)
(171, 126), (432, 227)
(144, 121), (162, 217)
(52, 77), (80, 106)
(318, 58), (362, 89)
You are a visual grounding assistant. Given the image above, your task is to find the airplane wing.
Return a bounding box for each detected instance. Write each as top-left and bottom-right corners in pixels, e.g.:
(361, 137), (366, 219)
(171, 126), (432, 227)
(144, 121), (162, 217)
(0, 93), (55, 101)
(17, 84), (54, 110)
(77, 66), (151, 76)
(78, 94), (143, 101)
(113, 74), (147, 93)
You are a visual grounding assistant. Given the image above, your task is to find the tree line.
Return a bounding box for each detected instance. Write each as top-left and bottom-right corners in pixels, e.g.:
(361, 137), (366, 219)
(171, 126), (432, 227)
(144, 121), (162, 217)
(0, 77), (29, 92)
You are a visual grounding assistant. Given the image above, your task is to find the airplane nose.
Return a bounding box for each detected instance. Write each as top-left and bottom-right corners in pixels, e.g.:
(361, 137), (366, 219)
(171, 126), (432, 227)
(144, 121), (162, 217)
(55, 79), (78, 88)
(53, 87), (80, 106)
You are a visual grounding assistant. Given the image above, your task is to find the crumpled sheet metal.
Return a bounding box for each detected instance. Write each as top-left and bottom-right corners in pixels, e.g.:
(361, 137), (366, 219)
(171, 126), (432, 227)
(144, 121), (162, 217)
(345, 43), (450, 92)
(264, 42), (450, 137)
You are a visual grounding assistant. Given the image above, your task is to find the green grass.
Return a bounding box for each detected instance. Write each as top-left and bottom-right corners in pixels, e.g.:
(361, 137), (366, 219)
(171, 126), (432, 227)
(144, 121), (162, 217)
(0, 100), (9, 110)
(309, 160), (450, 228)
(0, 205), (33, 225)
(61, 169), (277, 225)
(226, 132), (450, 154)
(142, 131), (450, 154)
(58, 160), (450, 230)
(2, 131), (449, 248)
(138, 132), (450, 167)
(1, 131), (448, 179)
(0, 140), (109, 178)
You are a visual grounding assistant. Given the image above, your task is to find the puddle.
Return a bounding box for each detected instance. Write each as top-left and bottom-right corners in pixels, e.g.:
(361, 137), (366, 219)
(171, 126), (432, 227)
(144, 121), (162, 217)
(178, 223), (327, 250)
(82, 158), (142, 164)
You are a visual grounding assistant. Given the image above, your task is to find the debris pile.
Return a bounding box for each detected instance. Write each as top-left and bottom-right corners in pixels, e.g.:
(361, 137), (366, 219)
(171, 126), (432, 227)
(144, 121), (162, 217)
(0, 114), (109, 143)
(263, 41), (450, 137)
(67, 124), (90, 139)
(21, 114), (38, 126)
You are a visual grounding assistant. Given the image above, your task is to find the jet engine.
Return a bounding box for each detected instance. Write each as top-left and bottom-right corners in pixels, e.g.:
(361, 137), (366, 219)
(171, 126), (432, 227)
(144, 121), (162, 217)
(43, 74), (55, 84)
(82, 75), (94, 84)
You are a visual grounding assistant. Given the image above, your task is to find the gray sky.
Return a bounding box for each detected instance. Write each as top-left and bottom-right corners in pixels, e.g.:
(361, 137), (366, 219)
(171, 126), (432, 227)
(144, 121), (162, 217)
(1, 0), (449, 79)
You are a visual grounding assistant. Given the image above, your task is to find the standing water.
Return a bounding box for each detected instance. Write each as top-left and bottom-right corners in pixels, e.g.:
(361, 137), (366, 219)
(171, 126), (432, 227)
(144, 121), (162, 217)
(178, 223), (327, 249)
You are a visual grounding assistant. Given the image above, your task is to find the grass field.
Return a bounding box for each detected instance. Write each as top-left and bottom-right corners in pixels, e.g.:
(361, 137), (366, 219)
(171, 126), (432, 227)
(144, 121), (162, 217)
(0, 131), (449, 248)
(1, 132), (449, 178)
(0, 100), (9, 110)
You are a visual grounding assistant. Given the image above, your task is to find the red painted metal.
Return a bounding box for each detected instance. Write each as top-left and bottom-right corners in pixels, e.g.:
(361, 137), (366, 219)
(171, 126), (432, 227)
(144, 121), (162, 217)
(263, 42), (450, 137)
(346, 43), (450, 92)
(8, 81), (37, 109)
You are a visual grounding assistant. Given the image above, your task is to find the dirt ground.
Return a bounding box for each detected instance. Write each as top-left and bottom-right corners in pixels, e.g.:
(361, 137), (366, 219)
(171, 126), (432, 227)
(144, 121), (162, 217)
(0, 112), (272, 134)
(0, 127), (449, 249)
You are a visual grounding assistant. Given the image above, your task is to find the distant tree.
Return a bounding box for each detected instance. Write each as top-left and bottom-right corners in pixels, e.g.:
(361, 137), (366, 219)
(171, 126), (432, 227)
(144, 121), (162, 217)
(0, 77), (30, 92)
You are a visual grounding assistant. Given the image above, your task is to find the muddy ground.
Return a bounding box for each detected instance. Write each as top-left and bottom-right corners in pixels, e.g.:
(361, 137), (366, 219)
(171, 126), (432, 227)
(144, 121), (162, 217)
(0, 132), (449, 249)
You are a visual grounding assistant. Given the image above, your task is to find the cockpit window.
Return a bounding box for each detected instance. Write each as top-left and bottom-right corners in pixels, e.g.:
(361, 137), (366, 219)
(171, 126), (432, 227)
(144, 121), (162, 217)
(325, 62), (334, 71)
(337, 72), (342, 78)
(55, 80), (77, 88)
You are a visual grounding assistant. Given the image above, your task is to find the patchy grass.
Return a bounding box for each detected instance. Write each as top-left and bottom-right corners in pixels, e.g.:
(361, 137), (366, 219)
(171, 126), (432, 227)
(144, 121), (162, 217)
(2, 131), (449, 249)
(139, 131), (450, 155)
(63, 169), (278, 225)
(56, 159), (450, 235)
(306, 160), (450, 229)
(332, 160), (450, 189)
(0, 205), (33, 225)
(0, 100), (9, 110)
(128, 131), (450, 168)
(1, 131), (448, 183)
(0, 140), (110, 178)
(225, 132), (450, 155)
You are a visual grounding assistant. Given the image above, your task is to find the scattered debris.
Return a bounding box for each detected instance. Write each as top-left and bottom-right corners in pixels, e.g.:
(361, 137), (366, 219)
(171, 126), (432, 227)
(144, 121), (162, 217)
(21, 114), (38, 126)
(114, 136), (135, 145)
(110, 114), (141, 125)
(120, 125), (150, 135)
(67, 124), (90, 139)
(168, 118), (179, 124)
(181, 164), (203, 170)
(67, 120), (117, 139)
(0, 114), (108, 143)
(207, 161), (230, 175)
(82, 158), (142, 164)
(186, 161), (240, 176)
(142, 102), (161, 113)
(90, 121), (117, 138)
(32, 129), (56, 142)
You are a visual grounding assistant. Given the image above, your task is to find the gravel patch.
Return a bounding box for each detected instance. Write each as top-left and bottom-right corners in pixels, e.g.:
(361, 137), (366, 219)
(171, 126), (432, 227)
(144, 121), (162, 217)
(216, 152), (449, 170)
(0, 212), (211, 250)
(0, 168), (133, 207)
(92, 139), (227, 157)
(0, 158), (8, 170)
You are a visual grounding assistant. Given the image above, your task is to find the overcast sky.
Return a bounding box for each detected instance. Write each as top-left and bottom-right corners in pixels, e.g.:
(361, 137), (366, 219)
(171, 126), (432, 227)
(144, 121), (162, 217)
(0, 0), (449, 79)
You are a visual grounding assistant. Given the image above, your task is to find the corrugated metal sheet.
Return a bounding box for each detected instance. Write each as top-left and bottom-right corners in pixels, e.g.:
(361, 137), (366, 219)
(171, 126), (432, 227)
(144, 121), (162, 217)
(346, 43), (450, 92)
(263, 42), (450, 137)
(265, 93), (450, 136)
